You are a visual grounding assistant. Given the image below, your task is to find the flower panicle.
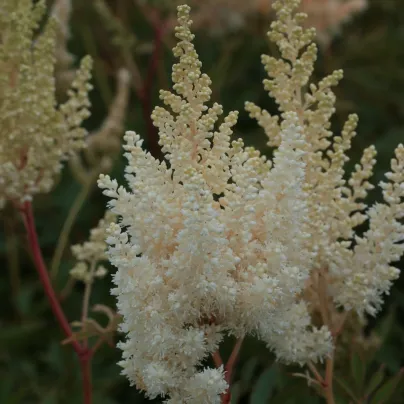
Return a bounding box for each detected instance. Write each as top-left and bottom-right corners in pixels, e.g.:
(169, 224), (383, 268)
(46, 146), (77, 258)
(248, 0), (404, 365)
(0, 0), (93, 208)
(98, 3), (320, 402)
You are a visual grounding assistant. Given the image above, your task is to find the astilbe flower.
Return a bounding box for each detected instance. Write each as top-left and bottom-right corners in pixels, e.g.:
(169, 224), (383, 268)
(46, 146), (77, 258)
(99, 4), (331, 402)
(0, 0), (92, 208)
(247, 0), (404, 348)
(70, 210), (117, 284)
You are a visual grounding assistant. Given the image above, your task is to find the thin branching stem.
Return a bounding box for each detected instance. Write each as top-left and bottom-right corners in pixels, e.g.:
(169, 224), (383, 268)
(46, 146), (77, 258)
(214, 337), (244, 404)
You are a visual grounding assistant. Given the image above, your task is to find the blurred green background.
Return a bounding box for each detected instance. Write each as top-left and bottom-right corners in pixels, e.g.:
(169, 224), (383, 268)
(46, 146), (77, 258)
(1, 0), (404, 402)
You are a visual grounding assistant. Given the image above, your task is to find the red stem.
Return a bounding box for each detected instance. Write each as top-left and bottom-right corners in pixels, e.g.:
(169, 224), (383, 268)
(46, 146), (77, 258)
(225, 338), (243, 385)
(213, 338), (244, 404)
(21, 202), (82, 355)
(21, 201), (93, 404)
(222, 337), (244, 404)
(212, 351), (224, 368)
(80, 357), (92, 404)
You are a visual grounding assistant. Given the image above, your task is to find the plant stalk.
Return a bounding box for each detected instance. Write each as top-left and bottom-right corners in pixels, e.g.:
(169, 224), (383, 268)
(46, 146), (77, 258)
(21, 201), (93, 404)
(213, 337), (244, 404)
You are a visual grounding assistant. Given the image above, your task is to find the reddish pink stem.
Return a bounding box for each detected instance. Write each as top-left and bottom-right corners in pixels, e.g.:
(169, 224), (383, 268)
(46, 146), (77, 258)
(213, 337), (244, 404)
(222, 337), (244, 403)
(21, 202), (82, 355)
(212, 351), (224, 368)
(80, 357), (92, 404)
(21, 201), (92, 404)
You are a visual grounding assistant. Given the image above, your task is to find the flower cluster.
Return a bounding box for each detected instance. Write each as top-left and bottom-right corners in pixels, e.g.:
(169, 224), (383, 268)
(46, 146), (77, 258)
(0, 0), (92, 208)
(99, 4), (332, 402)
(247, 0), (404, 343)
(70, 211), (117, 284)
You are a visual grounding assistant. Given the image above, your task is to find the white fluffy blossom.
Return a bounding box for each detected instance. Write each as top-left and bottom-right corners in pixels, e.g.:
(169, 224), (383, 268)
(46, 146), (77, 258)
(99, 4), (329, 402)
(329, 145), (404, 315)
(248, 0), (404, 350)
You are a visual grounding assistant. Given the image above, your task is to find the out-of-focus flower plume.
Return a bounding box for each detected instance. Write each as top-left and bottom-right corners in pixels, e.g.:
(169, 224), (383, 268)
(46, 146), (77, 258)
(0, 0), (92, 208)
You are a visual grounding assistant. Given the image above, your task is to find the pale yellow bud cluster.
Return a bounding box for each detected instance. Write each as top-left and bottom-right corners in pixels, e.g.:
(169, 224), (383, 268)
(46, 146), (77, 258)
(70, 211), (117, 284)
(0, 0), (92, 208)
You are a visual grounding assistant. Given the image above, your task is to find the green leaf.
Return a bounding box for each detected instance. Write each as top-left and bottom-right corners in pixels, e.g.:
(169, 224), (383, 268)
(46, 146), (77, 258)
(41, 342), (64, 374)
(334, 375), (358, 402)
(241, 357), (259, 386)
(364, 366), (385, 399)
(250, 365), (278, 404)
(41, 390), (58, 404)
(230, 382), (243, 404)
(0, 378), (16, 403)
(270, 379), (313, 404)
(375, 306), (396, 345)
(371, 369), (404, 404)
(351, 351), (366, 393)
(0, 321), (44, 346)
(15, 285), (40, 316)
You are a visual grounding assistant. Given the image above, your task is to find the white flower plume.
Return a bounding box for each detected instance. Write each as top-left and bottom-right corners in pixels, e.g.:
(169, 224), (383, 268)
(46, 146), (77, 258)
(99, 4), (329, 402)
